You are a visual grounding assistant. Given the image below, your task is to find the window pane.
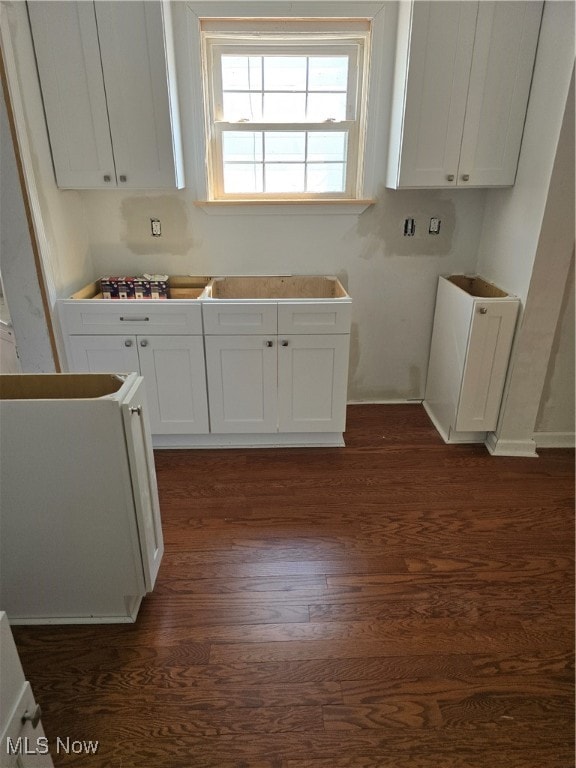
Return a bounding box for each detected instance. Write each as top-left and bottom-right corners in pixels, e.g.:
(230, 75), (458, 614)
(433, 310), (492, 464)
(307, 132), (347, 162)
(265, 163), (305, 193)
(308, 57), (348, 91)
(263, 56), (307, 91)
(223, 163), (263, 193)
(264, 132), (305, 162)
(307, 93), (347, 121)
(221, 56), (262, 91)
(222, 132), (263, 162)
(263, 93), (306, 122)
(222, 92), (263, 121)
(307, 163), (346, 193)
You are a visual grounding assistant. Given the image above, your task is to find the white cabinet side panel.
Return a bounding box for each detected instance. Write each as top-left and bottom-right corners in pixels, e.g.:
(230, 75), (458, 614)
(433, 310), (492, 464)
(0, 401), (145, 620)
(121, 377), (164, 591)
(27, 1), (115, 188)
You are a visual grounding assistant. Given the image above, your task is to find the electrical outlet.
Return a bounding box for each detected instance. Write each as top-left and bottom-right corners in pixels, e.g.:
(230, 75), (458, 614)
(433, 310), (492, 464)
(429, 217), (441, 235)
(403, 218), (415, 236)
(151, 218), (162, 237)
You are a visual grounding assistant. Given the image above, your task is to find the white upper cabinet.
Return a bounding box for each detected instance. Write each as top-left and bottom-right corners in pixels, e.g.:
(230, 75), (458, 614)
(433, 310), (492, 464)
(28, 1), (184, 189)
(387, 1), (543, 189)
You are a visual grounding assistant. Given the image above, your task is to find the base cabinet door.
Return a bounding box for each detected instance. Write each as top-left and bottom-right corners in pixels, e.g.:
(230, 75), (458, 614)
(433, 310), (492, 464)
(68, 334), (140, 373)
(205, 335), (278, 433)
(137, 336), (209, 434)
(278, 334), (350, 433)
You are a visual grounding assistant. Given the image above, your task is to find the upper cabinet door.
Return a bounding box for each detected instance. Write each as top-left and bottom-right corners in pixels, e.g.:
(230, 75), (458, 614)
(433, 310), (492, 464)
(458, 1), (544, 186)
(388, 1), (478, 188)
(27, 2), (116, 188)
(94, 1), (184, 189)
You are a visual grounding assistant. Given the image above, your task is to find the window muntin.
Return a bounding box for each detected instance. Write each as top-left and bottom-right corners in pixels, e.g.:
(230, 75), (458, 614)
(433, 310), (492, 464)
(202, 31), (369, 200)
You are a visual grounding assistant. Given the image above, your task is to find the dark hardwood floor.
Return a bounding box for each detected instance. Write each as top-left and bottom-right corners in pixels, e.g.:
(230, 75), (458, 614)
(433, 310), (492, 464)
(12, 405), (575, 767)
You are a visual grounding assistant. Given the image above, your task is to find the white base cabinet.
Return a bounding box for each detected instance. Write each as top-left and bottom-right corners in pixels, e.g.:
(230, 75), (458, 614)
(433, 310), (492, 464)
(424, 276), (520, 444)
(1, 613), (53, 767)
(58, 299), (210, 437)
(0, 373), (163, 623)
(387, 1), (543, 188)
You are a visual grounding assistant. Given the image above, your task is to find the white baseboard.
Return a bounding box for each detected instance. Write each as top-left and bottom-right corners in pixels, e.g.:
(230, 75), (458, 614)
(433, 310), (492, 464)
(485, 432), (538, 457)
(347, 399), (423, 405)
(533, 431), (575, 449)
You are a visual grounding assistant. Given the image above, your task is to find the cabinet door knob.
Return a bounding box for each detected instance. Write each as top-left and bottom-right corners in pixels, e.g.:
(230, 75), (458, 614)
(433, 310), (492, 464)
(21, 704), (42, 729)
(119, 175), (127, 183)
(129, 405), (142, 416)
(281, 340), (289, 347)
(124, 339), (133, 347)
(265, 340), (273, 347)
(478, 306), (488, 314)
(446, 174), (455, 182)
(103, 174), (112, 183)
(462, 174), (470, 182)
(140, 339), (148, 347)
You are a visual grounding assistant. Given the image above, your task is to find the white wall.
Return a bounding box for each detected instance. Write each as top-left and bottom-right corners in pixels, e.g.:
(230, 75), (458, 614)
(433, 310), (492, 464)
(477, 1), (575, 454)
(535, 252), (575, 440)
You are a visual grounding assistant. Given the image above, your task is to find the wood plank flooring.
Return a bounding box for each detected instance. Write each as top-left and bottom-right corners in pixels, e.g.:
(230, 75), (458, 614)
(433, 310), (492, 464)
(12, 405), (575, 768)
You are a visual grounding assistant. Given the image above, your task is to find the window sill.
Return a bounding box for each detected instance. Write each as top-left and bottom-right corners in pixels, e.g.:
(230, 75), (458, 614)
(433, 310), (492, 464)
(194, 199), (375, 216)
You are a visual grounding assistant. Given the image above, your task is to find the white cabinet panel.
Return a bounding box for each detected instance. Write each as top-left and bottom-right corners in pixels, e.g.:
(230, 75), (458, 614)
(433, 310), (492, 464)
(387, 1), (542, 188)
(203, 302), (277, 335)
(27, 1), (115, 188)
(205, 335), (278, 433)
(278, 302), (352, 335)
(68, 335), (140, 373)
(458, 1), (544, 186)
(137, 336), (209, 434)
(278, 335), (350, 433)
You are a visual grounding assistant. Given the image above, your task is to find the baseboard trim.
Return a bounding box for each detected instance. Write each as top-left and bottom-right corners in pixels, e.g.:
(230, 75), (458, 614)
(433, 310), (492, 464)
(485, 432), (539, 457)
(533, 431), (575, 449)
(347, 399), (423, 405)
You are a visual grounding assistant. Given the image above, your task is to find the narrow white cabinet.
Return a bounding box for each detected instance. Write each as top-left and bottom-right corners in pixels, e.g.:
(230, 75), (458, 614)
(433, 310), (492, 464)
(424, 276), (520, 444)
(0, 373), (163, 623)
(1, 613), (54, 767)
(387, 1), (543, 188)
(27, 0), (184, 189)
(58, 299), (209, 437)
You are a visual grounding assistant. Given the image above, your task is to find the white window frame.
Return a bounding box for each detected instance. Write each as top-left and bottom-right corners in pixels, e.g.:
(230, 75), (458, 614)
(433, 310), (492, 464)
(201, 25), (371, 201)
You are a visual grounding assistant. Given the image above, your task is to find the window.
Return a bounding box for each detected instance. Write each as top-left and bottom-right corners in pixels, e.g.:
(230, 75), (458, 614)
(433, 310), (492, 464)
(201, 21), (370, 201)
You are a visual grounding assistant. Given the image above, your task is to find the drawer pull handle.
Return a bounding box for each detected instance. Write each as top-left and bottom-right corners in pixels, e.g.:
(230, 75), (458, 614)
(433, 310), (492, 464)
(120, 317), (149, 322)
(22, 704), (42, 729)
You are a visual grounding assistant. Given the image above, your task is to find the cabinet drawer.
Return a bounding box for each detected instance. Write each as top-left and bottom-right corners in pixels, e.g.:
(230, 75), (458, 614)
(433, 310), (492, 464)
(59, 301), (203, 334)
(278, 302), (352, 335)
(203, 302), (277, 335)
